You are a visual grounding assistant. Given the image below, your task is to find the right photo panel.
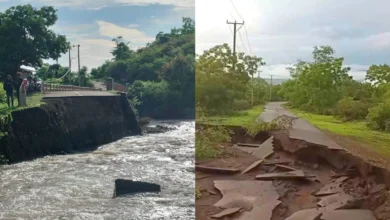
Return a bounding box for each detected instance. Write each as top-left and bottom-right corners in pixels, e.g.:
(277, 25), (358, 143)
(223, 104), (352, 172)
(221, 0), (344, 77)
(195, 0), (390, 219)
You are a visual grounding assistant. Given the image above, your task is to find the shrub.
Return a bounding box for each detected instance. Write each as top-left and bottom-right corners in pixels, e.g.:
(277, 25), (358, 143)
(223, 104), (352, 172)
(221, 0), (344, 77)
(0, 82), (6, 103)
(195, 126), (231, 160)
(366, 100), (390, 131)
(334, 97), (370, 121)
(232, 99), (251, 111)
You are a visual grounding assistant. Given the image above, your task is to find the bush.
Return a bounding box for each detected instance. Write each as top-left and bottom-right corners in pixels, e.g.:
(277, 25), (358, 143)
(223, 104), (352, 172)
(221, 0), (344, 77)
(232, 99), (251, 111)
(0, 82), (6, 103)
(334, 97), (370, 121)
(195, 126), (231, 160)
(366, 100), (390, 131)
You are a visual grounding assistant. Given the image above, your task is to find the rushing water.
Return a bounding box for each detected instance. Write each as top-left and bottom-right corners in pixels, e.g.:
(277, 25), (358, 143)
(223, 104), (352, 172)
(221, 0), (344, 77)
(0, 121), (195, 220)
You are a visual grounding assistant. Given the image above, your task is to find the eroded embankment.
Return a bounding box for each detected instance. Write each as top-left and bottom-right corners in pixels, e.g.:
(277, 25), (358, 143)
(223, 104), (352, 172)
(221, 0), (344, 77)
(195, 125), (390, 220)
(0, 94), (141, 163)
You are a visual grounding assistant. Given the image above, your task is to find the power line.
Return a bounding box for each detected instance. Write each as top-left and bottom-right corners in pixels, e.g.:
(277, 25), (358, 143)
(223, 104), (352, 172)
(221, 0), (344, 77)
(238, 31), (247, 54)
(229, 0), (243, 21)
(243, 25), (253, 55)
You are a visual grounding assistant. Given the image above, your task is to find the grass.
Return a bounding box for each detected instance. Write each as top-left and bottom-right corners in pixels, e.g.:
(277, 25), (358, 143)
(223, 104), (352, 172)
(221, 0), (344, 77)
(196, 105), (265, 126)
(289, 107), (390, 155)
(0, 93), (44, 117)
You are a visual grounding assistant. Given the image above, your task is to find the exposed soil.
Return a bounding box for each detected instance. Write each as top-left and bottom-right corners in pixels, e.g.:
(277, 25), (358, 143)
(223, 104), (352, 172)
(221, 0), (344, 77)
(195, 126), (390, 220)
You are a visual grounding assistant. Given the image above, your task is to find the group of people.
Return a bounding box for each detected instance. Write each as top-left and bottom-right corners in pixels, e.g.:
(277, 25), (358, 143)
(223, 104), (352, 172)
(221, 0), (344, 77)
(3, 72), (29, 108)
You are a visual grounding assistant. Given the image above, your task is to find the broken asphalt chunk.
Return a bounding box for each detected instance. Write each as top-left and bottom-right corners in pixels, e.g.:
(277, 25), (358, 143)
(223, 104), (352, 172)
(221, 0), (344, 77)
(237, 143), (261, 148)
(195, 165), (240, 174)
(285, 208), (324, 220)
(211, 207), (242, 218)
(275, 164), (298, 171)
(241, 160), (263, 174)
(320, 209), (377, 220)
(315, 182), (343, 196)
(251, 136), (274, 159)
(255, 170), (306, 181)
(236, 199), (281, 220)
(317, 193), (355, 209)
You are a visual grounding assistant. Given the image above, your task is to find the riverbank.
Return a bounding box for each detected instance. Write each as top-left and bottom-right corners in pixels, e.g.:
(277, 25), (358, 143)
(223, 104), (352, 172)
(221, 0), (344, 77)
(0, 93), (140, 163)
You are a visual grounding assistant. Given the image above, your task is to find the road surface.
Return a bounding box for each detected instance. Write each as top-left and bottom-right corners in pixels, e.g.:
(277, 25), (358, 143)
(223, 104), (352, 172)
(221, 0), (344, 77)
(258, 102), (344, 151)
(43, 91), (117, 98)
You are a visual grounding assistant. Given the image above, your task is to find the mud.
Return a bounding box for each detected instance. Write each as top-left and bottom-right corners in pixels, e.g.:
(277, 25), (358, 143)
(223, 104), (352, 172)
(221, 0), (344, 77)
(195, 126), (390, 220)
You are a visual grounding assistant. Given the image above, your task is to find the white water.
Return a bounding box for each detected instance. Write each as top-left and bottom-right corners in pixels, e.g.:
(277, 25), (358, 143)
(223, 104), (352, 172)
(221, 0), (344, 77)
(0, 121), (195, 220)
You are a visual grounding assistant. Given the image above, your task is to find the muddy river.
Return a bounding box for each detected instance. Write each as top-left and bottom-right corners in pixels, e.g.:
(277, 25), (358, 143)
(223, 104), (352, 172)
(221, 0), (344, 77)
(0, 121), (195, 220)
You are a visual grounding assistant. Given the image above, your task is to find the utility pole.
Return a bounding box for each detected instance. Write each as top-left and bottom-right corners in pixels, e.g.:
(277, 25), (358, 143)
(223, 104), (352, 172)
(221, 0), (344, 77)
(73, 44), (81, 86)
(269, 75), (273, 101)
(227, 20), (244, 70)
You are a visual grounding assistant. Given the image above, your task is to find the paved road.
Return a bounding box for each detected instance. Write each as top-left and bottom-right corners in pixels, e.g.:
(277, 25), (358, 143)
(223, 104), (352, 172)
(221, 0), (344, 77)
(258, 102), (344, 151)
(43, 91), (117, 98)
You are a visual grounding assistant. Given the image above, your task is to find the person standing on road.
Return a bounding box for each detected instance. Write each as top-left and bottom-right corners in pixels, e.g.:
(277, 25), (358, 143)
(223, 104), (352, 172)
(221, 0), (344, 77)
(19, 75), (29, 107)
(3, 75), (14, 108)
(14, 72), (23, 106)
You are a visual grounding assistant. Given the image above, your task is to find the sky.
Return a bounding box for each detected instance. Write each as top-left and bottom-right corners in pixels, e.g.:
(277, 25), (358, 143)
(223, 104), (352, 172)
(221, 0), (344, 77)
(196, 0), (390, 80)
(0, 0), (194, 72)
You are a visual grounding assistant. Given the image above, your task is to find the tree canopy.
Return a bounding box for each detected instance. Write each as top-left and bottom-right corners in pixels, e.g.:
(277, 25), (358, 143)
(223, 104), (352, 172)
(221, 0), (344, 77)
(0, 4), (69, 78)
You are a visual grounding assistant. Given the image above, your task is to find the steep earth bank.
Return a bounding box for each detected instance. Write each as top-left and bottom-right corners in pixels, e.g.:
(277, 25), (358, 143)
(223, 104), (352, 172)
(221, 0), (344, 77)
(0, 93), (141, 163)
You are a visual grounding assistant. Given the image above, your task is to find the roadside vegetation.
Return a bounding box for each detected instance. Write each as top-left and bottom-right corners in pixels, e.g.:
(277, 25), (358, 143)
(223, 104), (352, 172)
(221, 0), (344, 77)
(195, 44), (270, 160)
(89, 18), (195, 119)
(277, 46), (390, 154)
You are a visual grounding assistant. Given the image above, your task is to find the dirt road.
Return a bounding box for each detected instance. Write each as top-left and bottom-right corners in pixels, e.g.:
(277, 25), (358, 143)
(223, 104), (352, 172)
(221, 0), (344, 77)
(195, 102), (390, 220)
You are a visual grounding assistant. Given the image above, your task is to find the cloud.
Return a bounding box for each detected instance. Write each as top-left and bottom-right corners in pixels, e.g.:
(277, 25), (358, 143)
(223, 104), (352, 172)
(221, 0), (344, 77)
(196, 0), (390, 77)
(96, 20), (154, 44)
(127, 24), (140, 28)
(19, 0), (194, 10)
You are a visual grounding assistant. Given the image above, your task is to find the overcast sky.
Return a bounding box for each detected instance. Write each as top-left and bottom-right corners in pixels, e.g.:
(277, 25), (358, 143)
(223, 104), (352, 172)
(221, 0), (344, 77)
(0, 0), (195, 72)
(196, 0), (390, 80)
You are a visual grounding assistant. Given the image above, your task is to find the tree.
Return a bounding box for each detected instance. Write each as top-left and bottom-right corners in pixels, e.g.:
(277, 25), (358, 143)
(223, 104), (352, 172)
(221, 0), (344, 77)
(366, 64), (390, 85)
(0, 5), (69, 78)
(280, 46), (351, 113)
(196, 44), (266, 114)
(111, 36), (133, 61)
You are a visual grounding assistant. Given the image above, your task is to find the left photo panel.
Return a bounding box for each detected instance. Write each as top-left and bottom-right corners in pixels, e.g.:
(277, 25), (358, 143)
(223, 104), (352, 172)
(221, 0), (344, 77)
(0, 1), (195, 219)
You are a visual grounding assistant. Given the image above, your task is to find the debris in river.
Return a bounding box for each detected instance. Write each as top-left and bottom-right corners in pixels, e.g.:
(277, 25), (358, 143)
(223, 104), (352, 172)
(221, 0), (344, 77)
(112, 179), (161, 198)
(195, 165), (240, 174)
(285, 208), (324, 220)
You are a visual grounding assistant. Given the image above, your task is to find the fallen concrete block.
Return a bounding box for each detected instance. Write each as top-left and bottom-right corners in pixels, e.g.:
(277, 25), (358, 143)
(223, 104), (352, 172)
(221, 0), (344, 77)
(315, 182), (343, 196)
(113, 179), (161, 198)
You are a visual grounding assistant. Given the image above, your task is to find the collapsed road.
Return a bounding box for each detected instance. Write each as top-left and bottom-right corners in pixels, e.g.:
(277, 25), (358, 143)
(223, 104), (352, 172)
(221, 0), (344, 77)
(195, 102), (390, 220)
